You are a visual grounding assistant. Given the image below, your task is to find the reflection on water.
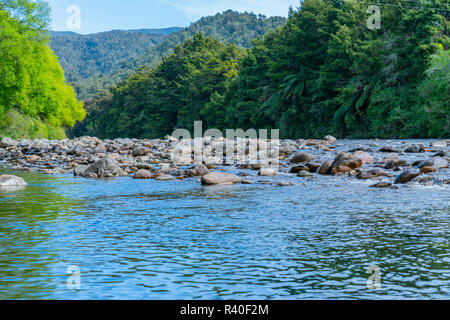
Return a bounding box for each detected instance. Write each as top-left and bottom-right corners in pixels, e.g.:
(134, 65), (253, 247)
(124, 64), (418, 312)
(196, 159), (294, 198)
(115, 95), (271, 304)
(0, 163), (449, 299)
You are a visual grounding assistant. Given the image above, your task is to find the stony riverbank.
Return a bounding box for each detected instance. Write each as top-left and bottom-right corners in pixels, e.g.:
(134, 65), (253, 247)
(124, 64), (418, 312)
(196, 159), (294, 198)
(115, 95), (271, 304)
(0, 136), (449, 188)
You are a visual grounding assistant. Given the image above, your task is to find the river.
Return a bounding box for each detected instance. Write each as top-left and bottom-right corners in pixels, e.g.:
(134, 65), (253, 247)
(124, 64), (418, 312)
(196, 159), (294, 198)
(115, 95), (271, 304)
(0, 140), (449, 299)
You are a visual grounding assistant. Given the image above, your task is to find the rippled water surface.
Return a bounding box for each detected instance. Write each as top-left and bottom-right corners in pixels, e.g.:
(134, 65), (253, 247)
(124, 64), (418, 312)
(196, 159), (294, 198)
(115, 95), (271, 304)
(0, 141), (449, 299)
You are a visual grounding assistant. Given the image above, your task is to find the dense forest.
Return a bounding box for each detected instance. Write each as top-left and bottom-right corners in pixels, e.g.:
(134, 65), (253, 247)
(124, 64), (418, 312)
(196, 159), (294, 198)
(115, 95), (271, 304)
(71, 33), (246, 138)
(50, 29), (179, 99)
(74, 0), (449, 139)
(62, 11), (287, 100)
(0, 0), (84, 140)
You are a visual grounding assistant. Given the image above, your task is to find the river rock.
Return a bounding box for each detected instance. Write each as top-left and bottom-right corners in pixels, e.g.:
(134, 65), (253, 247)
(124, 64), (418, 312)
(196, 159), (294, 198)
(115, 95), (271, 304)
(394, 170), (421, 184)
(279, 146), (293, 155)
(353, 151), (374, 164)
(290, 152), (315, 164)
(305, 162), (321, 173)
(0, 175), (27, 187)
(356, 171), (376, 180)
(330, 152), (362, 175)
(420, 166), (436, 174)
(132, 147), (149, 157)
(186, 164), (210, 177)
(135, 163), (153, 170)
(0, 137), (15, 148)
(380, 146), (400, 153)
(356, 168), (389, 180)
(318, 160), (333, 175)
(323, 135), (337, 144)
(68, 144), (85, 156)
(82, 157), (123, 178)
(370, 182), (397, 189)
(384, 159), (407, 169)
(277, 180), (296, 187)
(258, 167), (277, 176)
(417, 157), (448, 170)
(290, 165), (309, 174)
(432, 150), (450, 157)
(134, 169), (153, 179)
(201, 172), (243, 185)
(431, 141), (447, 147)
(405, 143), (424, 153)
(74, 165), (89, 176)
(297, 171), (314, 178)
(155, 174), (173, 181)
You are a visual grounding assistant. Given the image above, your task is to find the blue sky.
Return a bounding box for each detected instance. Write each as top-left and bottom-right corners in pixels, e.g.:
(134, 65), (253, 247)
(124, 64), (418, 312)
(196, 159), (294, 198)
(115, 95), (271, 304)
(46, 0), (301, 34)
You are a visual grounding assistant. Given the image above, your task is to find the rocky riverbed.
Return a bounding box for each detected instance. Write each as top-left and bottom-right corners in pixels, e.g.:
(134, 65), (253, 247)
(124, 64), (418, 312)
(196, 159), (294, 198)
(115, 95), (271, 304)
(0, 136), (449, 188)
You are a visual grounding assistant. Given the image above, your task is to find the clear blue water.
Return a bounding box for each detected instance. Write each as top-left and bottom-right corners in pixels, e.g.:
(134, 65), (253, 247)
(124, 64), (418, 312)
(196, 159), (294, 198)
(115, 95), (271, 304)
(0, 143), (449, 299)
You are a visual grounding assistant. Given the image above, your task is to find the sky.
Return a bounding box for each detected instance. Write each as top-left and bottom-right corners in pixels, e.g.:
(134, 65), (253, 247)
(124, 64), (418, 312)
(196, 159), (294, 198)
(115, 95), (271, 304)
(46, 0), (301, 34)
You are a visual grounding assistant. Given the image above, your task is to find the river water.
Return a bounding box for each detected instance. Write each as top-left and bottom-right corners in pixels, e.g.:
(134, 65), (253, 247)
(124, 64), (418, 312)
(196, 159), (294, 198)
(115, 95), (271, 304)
(0, 140), (449, 299)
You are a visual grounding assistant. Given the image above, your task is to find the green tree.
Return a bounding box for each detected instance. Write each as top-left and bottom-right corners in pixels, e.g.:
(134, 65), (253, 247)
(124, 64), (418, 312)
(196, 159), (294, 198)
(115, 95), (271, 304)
(0, 0), (85, 139)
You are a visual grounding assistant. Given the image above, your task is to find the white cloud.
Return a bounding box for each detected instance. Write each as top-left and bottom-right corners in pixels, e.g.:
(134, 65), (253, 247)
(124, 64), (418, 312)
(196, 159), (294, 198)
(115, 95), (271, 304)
(166, 0), (300, 19)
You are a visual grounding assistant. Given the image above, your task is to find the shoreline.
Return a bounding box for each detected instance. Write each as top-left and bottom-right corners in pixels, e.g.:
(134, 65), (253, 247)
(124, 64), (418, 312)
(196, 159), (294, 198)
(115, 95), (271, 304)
(1, 136), (449, 188)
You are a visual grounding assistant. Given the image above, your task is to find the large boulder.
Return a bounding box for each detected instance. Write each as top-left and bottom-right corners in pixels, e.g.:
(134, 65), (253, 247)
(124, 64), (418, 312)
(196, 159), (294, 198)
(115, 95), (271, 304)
(384, 159), (407, 169)
(318, 160), (333, 175)
(353, 151), (374, 165)
(74, 165), (89, 176)
(186, 164), (210, 177)
(133, 169), (153, 179)
(290, 152), (315, 164)
(330, 152), (362, 175)
(417, 157), (449, 170)
(201, 172), (243, 185)
(323, 135), (337, 144)
(0, 175), (27, 187)
(132, 147), (149, 157)
(82, 157), (123, 178)
(394, 170), (421, 184)
(68, 144), (85, 156)
(405, 143), (424, 153)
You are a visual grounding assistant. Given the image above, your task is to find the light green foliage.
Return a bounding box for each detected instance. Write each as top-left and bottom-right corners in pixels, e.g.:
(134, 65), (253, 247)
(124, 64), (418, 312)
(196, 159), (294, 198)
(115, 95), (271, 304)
(0, 0), (85, 139)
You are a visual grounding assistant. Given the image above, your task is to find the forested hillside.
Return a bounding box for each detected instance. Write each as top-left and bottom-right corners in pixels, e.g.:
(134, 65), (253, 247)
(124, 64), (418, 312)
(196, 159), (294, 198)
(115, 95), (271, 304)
(66, 11), (286, 99)
(73, 0), (449, 139)
(71, 33), (245, 138)
(50, 29), (178, 98)
(0, 0), (84, 140)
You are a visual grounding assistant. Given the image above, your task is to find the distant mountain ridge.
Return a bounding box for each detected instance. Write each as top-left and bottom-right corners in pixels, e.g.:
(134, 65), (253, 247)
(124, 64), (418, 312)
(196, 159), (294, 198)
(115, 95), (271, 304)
(50, 28), (180, 98)
(118, 27), (183, 35)
(50, 27), (182, 37)
(50, 11), (286, 99)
